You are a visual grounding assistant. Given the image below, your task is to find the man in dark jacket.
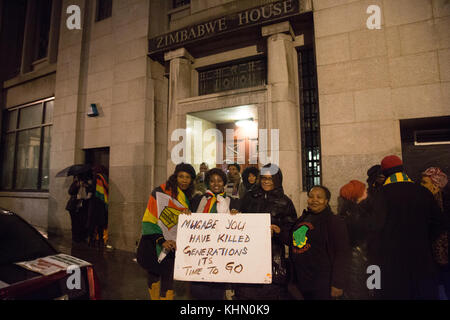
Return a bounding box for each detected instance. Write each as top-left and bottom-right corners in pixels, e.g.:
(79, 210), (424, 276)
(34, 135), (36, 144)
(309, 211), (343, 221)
(234, 163), (297, 300)
(367, 155), (448, 299)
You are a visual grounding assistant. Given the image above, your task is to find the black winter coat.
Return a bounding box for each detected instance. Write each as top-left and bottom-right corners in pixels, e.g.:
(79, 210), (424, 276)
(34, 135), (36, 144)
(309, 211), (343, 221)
(290, 207), (351, 296)
(338, 198), (372, 299)
(234, 186), (297, 299)
(365, 180), (448, 299)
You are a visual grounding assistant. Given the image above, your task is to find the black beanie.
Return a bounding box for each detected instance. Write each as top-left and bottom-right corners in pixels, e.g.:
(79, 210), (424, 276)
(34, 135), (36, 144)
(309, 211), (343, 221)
(174, 163), (196, 180)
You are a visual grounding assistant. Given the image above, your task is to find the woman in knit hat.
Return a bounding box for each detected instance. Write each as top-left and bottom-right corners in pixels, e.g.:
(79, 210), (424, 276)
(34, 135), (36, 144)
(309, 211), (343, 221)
(137, 162), (196, 300)
(337, 180), (371, 300)
(380, 155), (413, 185)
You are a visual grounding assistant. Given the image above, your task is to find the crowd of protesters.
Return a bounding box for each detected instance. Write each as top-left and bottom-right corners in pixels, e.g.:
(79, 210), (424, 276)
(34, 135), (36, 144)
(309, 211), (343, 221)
(137, 156), (449, 300)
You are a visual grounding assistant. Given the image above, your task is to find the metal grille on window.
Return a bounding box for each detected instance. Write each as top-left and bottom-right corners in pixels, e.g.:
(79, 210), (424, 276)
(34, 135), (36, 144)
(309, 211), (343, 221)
(298, 47), (321, 191)
(198, 59), (266, 96)
(96, 0), (112, 21)
(173, 0), (190, 8)
(34, 0), (52, 60)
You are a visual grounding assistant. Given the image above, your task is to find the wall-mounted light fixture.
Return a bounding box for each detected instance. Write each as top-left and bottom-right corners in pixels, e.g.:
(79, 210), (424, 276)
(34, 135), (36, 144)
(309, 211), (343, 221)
(88, 103), (99, 117)
(235, 118), (254, 127)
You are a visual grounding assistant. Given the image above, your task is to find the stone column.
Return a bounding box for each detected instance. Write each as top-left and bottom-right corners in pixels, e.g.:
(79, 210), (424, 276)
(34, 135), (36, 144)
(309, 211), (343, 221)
(262, 21), (302, 213)
(48, 0), (90, 235)
(164, 48), (194, 176)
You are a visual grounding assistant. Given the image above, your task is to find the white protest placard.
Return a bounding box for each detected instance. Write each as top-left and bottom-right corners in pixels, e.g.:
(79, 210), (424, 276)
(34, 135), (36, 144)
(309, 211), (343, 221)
(174, 213), (272, 284)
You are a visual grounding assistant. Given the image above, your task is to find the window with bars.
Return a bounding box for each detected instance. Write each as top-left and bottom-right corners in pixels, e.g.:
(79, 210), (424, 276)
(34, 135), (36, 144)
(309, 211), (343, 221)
(198, 58), (266, 95)
(96, 0), (112, 21)
(0, 98), (54, 191)
(298, 47), (321, 191)
(34, 0), (52, 61)
(173, 0), (191, 8)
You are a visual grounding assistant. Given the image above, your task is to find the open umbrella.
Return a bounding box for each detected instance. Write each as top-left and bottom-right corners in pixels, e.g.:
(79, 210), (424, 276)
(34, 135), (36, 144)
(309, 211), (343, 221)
(55, 164), (91, 177)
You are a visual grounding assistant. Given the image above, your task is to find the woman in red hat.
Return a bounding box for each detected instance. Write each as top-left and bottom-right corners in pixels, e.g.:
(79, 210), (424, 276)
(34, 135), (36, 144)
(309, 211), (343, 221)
(367, 155), (447, 299)
(337, 180), (371, 299)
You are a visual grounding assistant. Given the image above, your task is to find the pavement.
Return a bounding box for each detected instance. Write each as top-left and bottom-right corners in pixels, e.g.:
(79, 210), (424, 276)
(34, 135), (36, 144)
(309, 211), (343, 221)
(46, 234), (450, 301)
(45, 234), (305, 301)
(46, 234), (191, 300)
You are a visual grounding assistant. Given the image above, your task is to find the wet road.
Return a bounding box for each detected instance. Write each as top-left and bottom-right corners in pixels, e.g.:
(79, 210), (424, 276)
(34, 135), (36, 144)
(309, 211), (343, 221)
(47, 235), (190, 300)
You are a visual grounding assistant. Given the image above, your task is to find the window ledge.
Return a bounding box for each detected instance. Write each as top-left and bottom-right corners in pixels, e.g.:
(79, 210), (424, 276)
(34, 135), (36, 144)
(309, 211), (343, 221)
(0, 191), (49, 199)
(168, 4), (190, 15)
(3, 63), (56, 89)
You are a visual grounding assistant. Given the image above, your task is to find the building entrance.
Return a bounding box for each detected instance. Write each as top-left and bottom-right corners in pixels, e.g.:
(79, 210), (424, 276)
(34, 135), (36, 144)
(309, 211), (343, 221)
(400, 116), (450, 181)
(85, 147), (110, 173)
(186, 105), (259, 173)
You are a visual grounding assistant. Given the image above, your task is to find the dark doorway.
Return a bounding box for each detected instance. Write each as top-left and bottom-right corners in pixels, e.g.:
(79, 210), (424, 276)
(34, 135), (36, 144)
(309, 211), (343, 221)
(85, 147), (110, 172)
(400, 116), (450, 182)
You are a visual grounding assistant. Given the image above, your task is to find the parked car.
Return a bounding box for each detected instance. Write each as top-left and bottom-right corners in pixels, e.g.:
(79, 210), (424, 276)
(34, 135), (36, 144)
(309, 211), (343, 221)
(0, 208), (101, 300)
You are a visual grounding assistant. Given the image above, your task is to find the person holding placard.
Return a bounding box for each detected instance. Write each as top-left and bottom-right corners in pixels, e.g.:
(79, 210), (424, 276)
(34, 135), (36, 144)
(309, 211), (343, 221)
(189, 167), (240, 300)
(137, 163), (196, 300)
(290, 185), (351, 300)
(234, 163), (297, 300)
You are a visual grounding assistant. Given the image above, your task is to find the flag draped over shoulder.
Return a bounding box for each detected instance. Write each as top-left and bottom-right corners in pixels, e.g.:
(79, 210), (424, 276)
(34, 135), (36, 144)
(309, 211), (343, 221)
(196, 190), (231, 214)
(95, 173), (108, 206)
(142, 184), (189, 255)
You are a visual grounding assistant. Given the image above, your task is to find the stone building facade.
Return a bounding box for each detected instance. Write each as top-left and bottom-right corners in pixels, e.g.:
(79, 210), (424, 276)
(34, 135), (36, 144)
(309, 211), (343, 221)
(0, 0), (449, 251)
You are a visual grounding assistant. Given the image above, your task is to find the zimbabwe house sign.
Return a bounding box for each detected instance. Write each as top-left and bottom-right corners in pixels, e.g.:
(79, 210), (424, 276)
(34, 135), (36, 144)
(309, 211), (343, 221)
(149, 0), (299, 55)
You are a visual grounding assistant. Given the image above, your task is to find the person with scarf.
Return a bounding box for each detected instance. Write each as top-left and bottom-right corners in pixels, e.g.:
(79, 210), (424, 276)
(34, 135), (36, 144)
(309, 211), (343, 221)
(290, 185), (351, 300)
(190, 167), (240, 300)
(239, 166), (260, 199)
(138, 163), (196, 300)
(234, 163), (297, 300)
(366, 155), (448, 299)
(87, 165), (109, 248)
(420, 167), (450, 299)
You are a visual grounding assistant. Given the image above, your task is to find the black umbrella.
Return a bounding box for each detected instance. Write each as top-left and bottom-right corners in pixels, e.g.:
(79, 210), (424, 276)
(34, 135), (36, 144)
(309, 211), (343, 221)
(56, 164), (91, 177)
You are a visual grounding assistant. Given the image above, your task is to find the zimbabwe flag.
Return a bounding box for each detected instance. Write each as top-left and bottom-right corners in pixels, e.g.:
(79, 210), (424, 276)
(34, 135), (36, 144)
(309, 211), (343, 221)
(141, 184), (189, 256)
